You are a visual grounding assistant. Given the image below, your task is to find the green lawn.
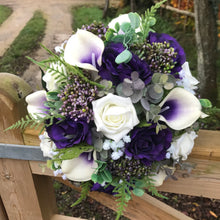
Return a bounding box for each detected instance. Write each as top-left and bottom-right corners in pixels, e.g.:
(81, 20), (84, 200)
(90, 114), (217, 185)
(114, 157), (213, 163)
(0, 5), (12, 26)
(0, 10), (46, 74)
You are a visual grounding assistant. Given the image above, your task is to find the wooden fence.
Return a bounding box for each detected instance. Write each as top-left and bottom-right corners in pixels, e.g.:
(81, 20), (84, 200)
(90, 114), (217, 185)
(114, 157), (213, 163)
(0, 72), (220, 220)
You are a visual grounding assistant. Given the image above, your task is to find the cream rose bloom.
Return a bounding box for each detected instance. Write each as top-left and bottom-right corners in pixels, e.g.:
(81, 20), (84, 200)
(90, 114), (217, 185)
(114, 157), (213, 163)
(92, 93), (139, 142)
(168, 131), (198, 161)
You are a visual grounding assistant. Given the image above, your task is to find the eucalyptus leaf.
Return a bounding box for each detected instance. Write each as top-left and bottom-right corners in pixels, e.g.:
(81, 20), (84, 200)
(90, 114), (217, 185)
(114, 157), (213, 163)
(133, 188), (145, 197)
(128, 12), (140, 29)
(105, 29), (114, 41)
(152, 73), (161, 84)
(159, 74), (168, 84)
(121, 22), (131, 33)
(91, 173), (98, 183)
(115, 49), (132, 64)
(47, 91), (59, 101)
(200, 99), (212, 108)
(115, 22), (120, 32)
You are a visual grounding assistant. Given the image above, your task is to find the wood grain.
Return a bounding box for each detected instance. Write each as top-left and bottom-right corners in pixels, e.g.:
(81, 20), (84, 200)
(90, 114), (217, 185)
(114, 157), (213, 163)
(55, 178), (193, 220)
(0, 196), (8, 220)
(0, 159), (43, 220)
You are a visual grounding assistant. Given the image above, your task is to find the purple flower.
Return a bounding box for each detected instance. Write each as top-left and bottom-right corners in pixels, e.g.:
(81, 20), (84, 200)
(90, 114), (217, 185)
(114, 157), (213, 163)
(147, 32), (186, 77)
(46, 118), (92, 149)
(91, 183), (116, 195)
(98, 42), (152, 86)
(125, 124), (172, 166)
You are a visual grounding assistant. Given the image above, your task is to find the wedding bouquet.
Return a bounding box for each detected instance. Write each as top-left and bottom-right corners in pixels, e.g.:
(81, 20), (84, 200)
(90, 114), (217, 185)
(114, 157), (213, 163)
(8, 1), (211, 219)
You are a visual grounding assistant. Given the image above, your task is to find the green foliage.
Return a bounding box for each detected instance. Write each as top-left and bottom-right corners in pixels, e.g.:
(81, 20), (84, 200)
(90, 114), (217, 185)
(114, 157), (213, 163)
(0, 11), (46, 74)
(91, 160), (112, 184)
(4, 114), (42, 131)
(71, 6), (111, 30)
(71, 181), (92, 207)
(27, 44), (105, 89)
(200, 99), (212, 108)
(0, 5), (12, 25)
(52, 144), (94, 162)
(140, 0), (167, 40)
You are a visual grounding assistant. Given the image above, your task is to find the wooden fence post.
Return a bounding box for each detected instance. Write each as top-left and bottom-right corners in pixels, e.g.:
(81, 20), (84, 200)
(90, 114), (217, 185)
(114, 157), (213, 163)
(0, 73), (44, 220)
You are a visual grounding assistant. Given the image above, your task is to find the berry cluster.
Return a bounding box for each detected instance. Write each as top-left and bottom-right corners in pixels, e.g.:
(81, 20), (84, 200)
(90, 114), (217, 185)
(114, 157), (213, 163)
(58, 74), (97, 123)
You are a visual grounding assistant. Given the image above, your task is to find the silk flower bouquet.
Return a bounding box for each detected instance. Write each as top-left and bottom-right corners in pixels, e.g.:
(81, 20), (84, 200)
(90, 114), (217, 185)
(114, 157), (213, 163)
(8, 1), (212, 219)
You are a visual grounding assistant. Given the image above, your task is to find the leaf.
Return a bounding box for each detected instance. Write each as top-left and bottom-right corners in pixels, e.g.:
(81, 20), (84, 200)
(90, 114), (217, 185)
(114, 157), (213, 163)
(148, 17), (156, 26)
(121, 22), (131, 33)
(133, 188), (145, 197)
(200, 99), (212, 108)
(115, 49), (132, 64)
(55, 145), (93, 161)
(102, 169), (112, 183)
(128, 12), (140, 29)
(47, 91), (59, 101)
(91, 173), (98, 183)
(114, 22), (120, 32)
(105, 29), (114, 41)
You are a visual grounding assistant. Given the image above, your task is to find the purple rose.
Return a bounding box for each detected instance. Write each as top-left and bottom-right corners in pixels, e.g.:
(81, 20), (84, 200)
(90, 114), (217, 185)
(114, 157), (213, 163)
(46, 118), (92, 149)
(147, 32), (186, 77)
(90, 183), (116, 195)
(125, 124), (172, 166)
(98, 42), (152, 86)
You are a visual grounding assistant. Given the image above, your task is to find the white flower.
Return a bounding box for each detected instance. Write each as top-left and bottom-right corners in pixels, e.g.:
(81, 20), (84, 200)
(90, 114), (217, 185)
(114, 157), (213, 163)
(25, 90), (48, 119)
(108, 13), (141, 34)
(92, 93), (139, 142)
(42, 62), (66, 91)
(55, 40), (67, 53)
(123, 135), (131, 143)
(168, 131), (198, 161)
(39, 131), (56, 158)
(151, 170), (167, 187)
(159, 87), (207, 130)
(61, 151), (98, 182)
(111, 150), (123, 160)
(103, 139), (111, 150)
(177, 62), (199, 94)
(151, 167), (175, 187)
(64, 29), (104, 71)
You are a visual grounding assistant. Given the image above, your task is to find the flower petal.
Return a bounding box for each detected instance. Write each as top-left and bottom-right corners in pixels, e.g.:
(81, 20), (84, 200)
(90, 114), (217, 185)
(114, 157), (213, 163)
(159, 88), (203, 130)
(25, 90), (47, 119)
(61, 151), (98, 182)
(64, 29), (104, 71)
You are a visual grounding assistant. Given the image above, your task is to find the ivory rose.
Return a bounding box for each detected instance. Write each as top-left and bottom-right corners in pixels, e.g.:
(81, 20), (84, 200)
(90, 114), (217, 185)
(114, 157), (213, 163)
(92, 93), (139, 142)
(168, 131), (198, 161)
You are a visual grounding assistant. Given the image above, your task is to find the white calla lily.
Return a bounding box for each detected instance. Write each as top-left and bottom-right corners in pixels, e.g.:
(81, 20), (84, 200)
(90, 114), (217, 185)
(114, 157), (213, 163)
(61, 151), (97, 182)
(42, 62), (66, 91)
(25, 90), (48, 119)
(64, 29), (104, 71)
(159, 87), (206, 130)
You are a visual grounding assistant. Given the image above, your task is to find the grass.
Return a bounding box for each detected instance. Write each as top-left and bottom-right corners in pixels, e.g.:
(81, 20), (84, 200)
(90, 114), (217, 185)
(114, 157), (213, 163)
(0, 5), (12, 26)
(0, 10), (46, 74)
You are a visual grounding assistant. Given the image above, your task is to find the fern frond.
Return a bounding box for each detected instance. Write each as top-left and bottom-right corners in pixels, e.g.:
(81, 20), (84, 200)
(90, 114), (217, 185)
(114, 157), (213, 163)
(71, 181), (92, 207)
(4, 114), (38, 131)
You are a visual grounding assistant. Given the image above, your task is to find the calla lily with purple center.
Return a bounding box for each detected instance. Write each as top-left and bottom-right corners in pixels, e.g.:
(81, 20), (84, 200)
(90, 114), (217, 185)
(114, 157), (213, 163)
(64, 29), (104, 71)
(61, 150), (98, 182)
(159, 88), (207, 130)
(25, 90), (48, 119)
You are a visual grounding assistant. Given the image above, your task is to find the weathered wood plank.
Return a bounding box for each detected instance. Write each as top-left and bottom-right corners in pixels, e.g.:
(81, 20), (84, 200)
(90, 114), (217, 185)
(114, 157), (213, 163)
(23, 128), (220, 161)
(0, 143), (47, 161)
(51, 214), (86, 220)
(55, 178), (193, 220)
(191, 130), (220, 160)
(30, 157), (220, 199)
(0, 196), (8, 220)
(33, 175), (58, 220)
(0, 159), (43, 220)
(0, 73), (44, 220)
(158, 158), (220, 199)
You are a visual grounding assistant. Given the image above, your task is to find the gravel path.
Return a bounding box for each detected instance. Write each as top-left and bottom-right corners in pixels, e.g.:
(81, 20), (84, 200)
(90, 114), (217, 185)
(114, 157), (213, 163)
(0, 0), (119, 89)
